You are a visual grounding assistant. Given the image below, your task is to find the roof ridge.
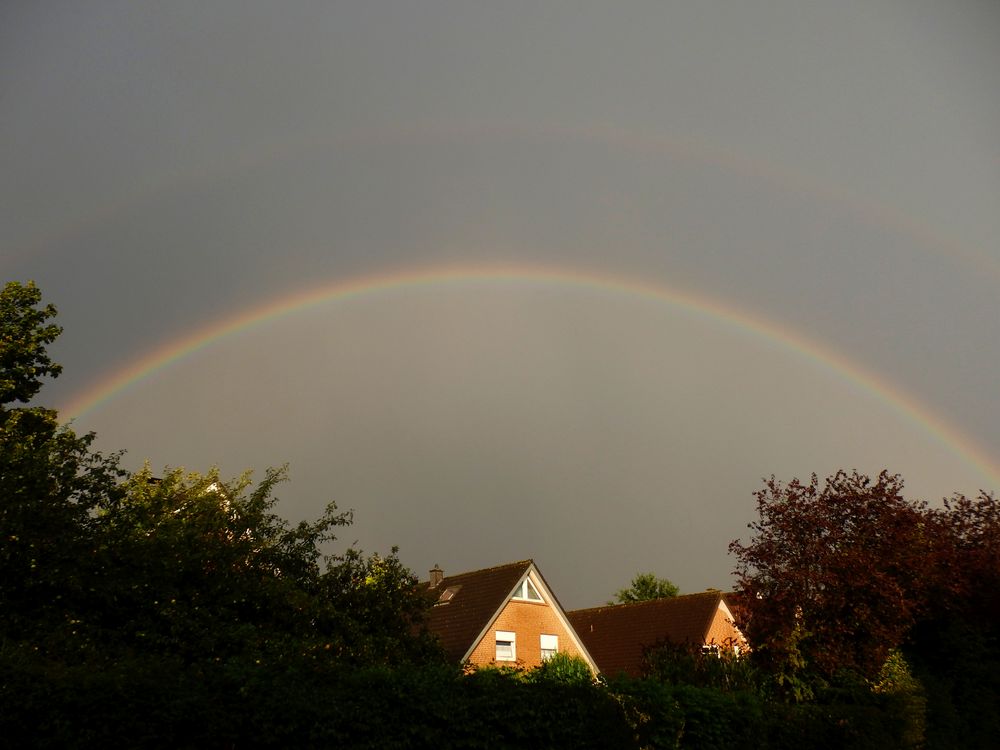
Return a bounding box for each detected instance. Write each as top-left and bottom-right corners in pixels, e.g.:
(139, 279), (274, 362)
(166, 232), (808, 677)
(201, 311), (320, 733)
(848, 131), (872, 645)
(568, 590), (723, 615)
(429, 559), (533, 581)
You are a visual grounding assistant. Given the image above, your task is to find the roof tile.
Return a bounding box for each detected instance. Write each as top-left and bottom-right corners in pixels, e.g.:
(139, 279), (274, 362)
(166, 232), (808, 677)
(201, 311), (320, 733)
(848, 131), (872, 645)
(568, 591), (726, 677)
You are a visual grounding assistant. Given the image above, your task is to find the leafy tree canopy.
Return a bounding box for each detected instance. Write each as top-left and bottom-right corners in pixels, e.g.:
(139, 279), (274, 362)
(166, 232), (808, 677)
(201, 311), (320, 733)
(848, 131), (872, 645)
(87, 464), (441, 667)
(729, 470), (935, 683)
(1, 281), (62, 405)
(1, 282), (125, 644)
(0, 280), (441, 670)
(729, 469), (1000, 735)
(611, 572), (679, 604)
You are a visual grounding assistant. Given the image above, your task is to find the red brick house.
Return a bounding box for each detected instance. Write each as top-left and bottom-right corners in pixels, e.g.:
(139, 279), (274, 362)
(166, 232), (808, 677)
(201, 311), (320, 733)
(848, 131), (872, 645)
(423, 560), (597, 671)
(567, 591), (747, 677)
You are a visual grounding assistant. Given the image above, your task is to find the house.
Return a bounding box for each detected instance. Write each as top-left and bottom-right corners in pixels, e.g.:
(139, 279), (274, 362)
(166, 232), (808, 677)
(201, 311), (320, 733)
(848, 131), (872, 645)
(422, 560), (598, 671)
(567, 591), (747, 678)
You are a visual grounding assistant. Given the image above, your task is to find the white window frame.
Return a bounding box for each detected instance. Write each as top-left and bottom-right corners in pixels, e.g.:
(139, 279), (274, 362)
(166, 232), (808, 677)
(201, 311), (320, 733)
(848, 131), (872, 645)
(511, 576), (543, 602)
(540, 634), (558, 661)
(495, 630), (516, 662)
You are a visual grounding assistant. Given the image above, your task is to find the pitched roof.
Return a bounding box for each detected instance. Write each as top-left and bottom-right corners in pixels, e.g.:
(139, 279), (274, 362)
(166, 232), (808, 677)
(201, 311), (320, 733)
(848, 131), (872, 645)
(422, 560), (534, 662)
(567, 591), (729, 677)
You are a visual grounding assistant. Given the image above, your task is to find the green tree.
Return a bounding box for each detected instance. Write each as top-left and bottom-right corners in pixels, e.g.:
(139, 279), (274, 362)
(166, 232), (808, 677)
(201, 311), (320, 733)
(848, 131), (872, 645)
(90, 464), (341, 662)
(0, 282), (124, 651)
(317, 545), (444, 666)
(0, 280), (440, 670)
(611, 572), (679, 604)
(1, 280), (62, 404)
(92, 464), (441, 667)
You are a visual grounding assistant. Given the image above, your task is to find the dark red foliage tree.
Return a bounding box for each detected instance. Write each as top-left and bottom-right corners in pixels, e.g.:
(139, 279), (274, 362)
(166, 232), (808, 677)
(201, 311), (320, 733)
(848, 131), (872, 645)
(729, 470), (935, 682)
(926, 490), (1000, 615)
(907, 490), (1000, 746)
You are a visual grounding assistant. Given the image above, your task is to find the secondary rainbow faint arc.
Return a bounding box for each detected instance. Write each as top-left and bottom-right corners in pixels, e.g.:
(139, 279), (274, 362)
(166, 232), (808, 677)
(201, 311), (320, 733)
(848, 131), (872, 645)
(18, 120), (1000, 285)
(62, 263), (1000, 488)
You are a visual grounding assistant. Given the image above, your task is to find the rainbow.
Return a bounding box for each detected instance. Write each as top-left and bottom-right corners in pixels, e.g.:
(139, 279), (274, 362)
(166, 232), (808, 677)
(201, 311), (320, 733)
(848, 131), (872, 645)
(62, 263), (1000, 488)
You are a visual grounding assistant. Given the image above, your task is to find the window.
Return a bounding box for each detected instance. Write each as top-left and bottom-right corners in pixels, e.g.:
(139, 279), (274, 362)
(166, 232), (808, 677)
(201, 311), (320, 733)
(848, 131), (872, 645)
(540, 634), (558, 661)
(434, 585), (461, 605)
(495, 631), (516, 661)
(511, 577), (542, 602)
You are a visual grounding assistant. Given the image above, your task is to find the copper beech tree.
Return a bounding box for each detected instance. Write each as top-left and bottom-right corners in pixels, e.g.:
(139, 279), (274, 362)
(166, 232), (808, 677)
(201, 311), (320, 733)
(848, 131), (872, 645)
(728, 470), (938, 683)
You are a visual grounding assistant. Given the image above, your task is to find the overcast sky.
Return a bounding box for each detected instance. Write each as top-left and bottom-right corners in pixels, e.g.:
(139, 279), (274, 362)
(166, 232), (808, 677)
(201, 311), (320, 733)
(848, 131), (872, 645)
(3, 1), (999, 608)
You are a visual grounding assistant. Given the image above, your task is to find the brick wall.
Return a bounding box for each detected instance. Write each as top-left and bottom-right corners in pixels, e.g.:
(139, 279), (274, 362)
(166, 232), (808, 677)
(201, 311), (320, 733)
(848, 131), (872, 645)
(705, 603), (748, 651)
(467, 599), (586, 668)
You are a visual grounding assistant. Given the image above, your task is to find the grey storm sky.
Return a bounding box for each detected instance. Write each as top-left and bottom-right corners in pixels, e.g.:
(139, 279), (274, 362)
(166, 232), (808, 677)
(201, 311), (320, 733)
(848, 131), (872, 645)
(3, 1), (999, 608)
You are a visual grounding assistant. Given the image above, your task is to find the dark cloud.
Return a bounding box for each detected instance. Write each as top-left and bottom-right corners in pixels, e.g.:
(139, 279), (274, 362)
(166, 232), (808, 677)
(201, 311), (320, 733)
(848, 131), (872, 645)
(4, 1), (998, 607)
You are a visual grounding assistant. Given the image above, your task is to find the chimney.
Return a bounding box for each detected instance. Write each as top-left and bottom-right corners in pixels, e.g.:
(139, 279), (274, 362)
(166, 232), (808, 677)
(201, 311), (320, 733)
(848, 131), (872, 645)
(429, 564), (444, 588)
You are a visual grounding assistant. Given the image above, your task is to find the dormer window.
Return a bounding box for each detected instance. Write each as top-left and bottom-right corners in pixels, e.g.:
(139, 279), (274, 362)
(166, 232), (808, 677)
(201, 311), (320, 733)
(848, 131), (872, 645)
(511, 577), (543, 602)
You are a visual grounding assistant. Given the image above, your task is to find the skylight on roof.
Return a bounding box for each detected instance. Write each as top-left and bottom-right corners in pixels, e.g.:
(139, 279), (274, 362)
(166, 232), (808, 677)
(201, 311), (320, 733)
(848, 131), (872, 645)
(435, 585), (461, 605)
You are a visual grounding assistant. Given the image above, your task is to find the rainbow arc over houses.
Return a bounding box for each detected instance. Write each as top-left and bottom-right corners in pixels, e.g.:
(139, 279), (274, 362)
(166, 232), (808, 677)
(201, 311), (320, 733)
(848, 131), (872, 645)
(62, 263), (1000, 488)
